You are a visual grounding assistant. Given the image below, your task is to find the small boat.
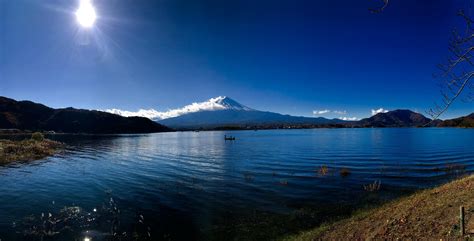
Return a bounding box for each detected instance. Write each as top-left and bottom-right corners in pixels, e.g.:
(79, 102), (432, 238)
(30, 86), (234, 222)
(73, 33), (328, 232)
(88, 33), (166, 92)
(224, 135), (236, 141)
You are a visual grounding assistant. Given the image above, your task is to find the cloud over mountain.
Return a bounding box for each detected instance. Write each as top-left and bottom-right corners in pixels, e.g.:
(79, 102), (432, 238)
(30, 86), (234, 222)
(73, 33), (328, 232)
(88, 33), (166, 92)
(371, 108), (389, 116)
(313, 109), (347, 115)
(339, 116), (359, 121)
(333, 110), (347, 115)
(313, 109), (330, 115)
(102, 96), (252, 120)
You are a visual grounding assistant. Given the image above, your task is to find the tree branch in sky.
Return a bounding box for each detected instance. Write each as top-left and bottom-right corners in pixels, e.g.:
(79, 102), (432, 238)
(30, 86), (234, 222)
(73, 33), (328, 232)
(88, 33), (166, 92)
(369, 0), (389, 13)
(368, 1), (473, 119)
(429, 10), (474, 120)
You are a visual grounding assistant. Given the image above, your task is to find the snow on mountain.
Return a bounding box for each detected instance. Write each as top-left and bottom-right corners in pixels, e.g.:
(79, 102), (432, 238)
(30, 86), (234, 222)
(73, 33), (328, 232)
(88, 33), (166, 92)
(102, 96), (253, 120)
(213, 96), (253, 111)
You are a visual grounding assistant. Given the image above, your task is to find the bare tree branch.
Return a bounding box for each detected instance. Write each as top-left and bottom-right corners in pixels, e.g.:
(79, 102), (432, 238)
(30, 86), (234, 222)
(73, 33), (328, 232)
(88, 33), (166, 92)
(428, 10), (474, 121)
(368, 2), (473, 120)
(427, 72), (473, 120)
(369, 0), (389, 13)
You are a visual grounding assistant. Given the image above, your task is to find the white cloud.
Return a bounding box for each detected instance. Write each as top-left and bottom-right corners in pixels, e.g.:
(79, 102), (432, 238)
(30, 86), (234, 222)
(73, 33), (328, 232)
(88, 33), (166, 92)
(371, 108), (389, 116)
(102, 96), (236, 120)
(102, 108), (166, 120)
(333, 110), (347, 115)
(313, 109), (347, 115)
(339, 116), (359, 121)
(313, 109), (330, 115)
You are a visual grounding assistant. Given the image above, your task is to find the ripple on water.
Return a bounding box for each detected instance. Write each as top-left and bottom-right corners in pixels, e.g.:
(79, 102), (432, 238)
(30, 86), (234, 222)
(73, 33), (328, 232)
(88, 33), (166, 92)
(0, 128), (473, 239)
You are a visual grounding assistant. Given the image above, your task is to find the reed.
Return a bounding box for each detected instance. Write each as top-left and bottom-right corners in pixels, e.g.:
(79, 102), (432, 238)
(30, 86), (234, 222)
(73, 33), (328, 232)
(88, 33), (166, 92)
(444, 163), (466, 176)
(363, 180), (381, 192)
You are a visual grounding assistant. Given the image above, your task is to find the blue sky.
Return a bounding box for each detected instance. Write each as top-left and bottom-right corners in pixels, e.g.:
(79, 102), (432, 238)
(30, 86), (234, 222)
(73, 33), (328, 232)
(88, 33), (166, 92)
(0, 0), (472, 119)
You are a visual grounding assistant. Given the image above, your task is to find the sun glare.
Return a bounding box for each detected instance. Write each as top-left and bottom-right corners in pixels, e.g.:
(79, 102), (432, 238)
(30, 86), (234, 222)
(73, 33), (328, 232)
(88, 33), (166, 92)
(76, 0), (97, 28)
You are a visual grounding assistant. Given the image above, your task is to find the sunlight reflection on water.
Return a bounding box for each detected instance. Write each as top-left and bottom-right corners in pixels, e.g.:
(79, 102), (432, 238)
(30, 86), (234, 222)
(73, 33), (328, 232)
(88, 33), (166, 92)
(0, 128), (473, 240)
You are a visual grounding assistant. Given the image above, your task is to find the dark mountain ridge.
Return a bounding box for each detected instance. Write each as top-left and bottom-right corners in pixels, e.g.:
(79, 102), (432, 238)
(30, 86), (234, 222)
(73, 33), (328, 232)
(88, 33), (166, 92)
(356, 109), (432, 127)
(1, 96), (471, 132)
(160, 106), (473, 130)
(0, 96), (171, 134)
(438, 113), (474, 128)
(158, 109), (344, 130)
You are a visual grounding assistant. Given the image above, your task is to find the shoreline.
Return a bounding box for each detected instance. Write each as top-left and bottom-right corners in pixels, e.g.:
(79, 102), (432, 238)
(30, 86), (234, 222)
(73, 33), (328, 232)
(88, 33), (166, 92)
(1, 126), (473, 136)
(284, 174), (474, 240)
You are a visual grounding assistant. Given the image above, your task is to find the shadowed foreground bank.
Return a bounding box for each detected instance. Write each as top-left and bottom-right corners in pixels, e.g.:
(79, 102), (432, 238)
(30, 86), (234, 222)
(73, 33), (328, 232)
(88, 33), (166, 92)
(0, 136), (63, 164)
(285, 175), (474, 240)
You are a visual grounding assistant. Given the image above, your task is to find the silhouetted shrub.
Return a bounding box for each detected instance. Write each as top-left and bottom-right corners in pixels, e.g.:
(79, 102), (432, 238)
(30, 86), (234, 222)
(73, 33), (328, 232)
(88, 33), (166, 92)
(31, 132), (44, 141)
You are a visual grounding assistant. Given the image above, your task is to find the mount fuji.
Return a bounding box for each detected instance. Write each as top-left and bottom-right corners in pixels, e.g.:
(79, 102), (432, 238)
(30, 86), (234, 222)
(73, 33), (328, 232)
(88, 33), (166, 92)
(155, 96), (344, 129)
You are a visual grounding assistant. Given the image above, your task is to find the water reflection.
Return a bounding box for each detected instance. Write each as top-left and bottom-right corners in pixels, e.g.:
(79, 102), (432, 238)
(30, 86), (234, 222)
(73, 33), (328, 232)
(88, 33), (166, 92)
(14, 195), (152, 241)
(0, 129), (473, 240)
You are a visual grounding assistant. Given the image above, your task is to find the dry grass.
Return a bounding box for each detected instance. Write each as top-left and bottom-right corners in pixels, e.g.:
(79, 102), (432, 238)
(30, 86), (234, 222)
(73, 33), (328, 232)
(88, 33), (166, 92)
(0, 138), (63, 164)
(284, 175), (474, 240)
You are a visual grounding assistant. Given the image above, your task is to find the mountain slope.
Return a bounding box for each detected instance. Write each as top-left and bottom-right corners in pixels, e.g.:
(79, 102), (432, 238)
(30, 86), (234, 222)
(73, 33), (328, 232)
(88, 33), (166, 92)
(157, 97), (342, 129)
(438, 113), (474, 127)
(0, 96), (171, 134)
(356, 109), (431, 127)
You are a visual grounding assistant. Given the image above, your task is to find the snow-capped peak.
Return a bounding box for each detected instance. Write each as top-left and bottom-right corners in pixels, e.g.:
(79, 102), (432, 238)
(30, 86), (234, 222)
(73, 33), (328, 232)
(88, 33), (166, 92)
(101, 96), (252, 120)
(210, 96), (253, 111)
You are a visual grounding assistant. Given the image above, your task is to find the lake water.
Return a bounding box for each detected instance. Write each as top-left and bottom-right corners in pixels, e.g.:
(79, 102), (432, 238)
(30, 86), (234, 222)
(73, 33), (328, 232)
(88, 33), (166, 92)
(0, 128), (473, 240)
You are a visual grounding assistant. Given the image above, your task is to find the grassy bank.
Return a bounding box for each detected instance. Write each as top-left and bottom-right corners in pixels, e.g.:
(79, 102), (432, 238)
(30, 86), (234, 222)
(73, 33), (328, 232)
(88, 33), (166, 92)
(284, 175), (474, 240)
(0, 133), (63, 164)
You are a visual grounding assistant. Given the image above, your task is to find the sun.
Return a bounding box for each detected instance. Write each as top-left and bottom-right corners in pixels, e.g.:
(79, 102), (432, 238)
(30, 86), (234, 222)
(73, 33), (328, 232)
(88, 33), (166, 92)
(75, 0), (97, 28)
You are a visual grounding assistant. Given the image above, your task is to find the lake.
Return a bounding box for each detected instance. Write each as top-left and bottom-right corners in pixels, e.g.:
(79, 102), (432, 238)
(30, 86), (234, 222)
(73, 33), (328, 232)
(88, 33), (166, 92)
(0, 128), (473, 240)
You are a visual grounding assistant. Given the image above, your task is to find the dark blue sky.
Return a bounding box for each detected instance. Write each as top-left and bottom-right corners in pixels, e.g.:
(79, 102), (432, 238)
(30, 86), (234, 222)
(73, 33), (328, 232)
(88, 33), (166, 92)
(1, 0), (472, 119)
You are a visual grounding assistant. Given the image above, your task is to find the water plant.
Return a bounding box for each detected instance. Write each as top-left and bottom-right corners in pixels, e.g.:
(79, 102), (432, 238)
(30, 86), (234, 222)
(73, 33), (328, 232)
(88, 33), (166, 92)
(363, 180), (381, 192)
(15, 196), (152, 240)
(243, 172), (255, 181)
(0, 138), (63, 164)
(339, 168), (351, 177)
(444, 163), (467, 176)
(317, 165), (330, 176)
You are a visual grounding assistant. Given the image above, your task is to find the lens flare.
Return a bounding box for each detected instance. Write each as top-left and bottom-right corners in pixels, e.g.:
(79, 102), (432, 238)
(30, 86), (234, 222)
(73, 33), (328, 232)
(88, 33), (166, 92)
(75, 0), (97, 28)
